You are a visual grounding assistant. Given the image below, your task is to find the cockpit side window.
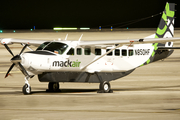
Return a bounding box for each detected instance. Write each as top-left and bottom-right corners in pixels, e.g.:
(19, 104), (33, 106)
(36, 42), (50, 50)
(38, 42), (68, 55)
(67, 48), (74, 55)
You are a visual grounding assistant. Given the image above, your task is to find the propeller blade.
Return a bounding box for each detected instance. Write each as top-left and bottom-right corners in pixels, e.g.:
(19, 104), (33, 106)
(4, 44), (14, 56)
(19, 44), (28, 55)
(5, 63), (15, 78)
(18, 63), (29, 77)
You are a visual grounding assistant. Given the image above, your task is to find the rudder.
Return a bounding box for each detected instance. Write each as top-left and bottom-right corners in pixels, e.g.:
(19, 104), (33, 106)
(155, 2), (175, 38)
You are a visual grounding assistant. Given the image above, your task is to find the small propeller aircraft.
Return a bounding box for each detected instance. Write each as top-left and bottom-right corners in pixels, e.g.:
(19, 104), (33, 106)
(1, 2), (180, 95)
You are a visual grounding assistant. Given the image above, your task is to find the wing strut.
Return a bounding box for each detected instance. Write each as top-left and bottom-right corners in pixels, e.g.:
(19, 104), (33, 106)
(65, 34), (68, 40)
(81, 44), (122, 71)
(78, 34), (83, 42)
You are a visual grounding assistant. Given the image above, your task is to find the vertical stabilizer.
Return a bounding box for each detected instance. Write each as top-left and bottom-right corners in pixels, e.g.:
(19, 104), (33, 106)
(155, 2), (175, 38)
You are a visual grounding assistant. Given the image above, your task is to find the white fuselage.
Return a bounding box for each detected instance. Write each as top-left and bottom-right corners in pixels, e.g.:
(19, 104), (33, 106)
(20, 41), (154, 76)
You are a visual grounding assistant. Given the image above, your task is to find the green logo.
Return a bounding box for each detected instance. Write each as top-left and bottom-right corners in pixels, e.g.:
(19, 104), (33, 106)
(52, 59), (81, 67)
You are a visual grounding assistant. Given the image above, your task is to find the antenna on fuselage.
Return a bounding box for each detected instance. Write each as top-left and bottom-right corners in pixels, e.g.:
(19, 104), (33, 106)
(78, 34), (83, 42)
(65, 34), (68, 40)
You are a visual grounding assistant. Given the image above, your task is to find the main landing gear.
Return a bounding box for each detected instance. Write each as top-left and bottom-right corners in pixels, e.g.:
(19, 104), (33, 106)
(94, 73), (113, 93)
(46, 82), (61, 92)
(97, 81), (113, 93)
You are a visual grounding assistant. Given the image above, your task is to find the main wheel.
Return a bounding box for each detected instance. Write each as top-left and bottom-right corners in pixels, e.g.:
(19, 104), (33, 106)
(99, 81), (111, 93)
(48, 82), (59, 92)
(22, 84), (31, 95)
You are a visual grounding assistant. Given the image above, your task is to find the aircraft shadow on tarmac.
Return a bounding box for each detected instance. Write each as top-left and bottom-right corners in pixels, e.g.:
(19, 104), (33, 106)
(31, 85), (180, 94)
(113, 85), (180, 92)
(0, 85), (180, 95)
(31, 88), (98, 94)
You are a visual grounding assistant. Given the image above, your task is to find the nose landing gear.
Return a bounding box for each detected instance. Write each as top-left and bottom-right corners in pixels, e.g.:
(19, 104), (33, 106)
(22, 84), (31, 95)
(22, 77), (31, 95)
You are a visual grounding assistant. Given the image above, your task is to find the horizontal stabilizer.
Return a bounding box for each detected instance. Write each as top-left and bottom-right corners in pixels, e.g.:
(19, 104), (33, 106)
(158, 46), (180, 50)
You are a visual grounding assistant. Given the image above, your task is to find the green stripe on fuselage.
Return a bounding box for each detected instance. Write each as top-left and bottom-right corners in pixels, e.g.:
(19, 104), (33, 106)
(140, 43), (158, 67)
(152, 51), (155, 57)
(146, 59), (150, 64)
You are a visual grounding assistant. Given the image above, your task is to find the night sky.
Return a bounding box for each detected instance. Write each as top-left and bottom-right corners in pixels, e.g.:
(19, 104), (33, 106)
(0, 0), (180, 29)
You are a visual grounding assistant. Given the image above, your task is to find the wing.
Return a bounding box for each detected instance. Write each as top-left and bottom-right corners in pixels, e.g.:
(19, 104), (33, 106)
(0, 38), (47, 47)
(79, 37), (180, 46)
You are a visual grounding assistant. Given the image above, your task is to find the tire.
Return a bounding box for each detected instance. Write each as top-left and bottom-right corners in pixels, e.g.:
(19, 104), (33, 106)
(22, 84), (31, 95)
(99, 81), (111, 93)
(48, 82), (59, 92)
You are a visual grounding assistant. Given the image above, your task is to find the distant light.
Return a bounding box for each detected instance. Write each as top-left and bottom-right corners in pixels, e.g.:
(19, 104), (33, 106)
(127, 27), (128, 29)
(99, 26), (101, 31)
(53, 28), (63, 30)
(30, 29), (33, 31)
(80, 28), (90, 30)
(53, 27), (77, 30)
(34, 26), (35, 30)
(13, 30), (15, 33)
(0, 30), (3, 33)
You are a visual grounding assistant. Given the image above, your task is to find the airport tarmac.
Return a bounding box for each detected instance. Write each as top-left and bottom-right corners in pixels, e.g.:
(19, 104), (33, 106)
(0, 30), (180, 120)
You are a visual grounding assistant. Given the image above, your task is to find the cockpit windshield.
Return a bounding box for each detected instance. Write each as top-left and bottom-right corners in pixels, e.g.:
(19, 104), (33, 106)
(36, 42), (68, 55)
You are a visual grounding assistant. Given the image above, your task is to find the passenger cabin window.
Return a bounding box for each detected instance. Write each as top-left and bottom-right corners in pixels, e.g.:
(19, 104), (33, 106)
(122, 49), (127, 56)
(77, 48), (82, 55)
(67, 48), (74, 55)
(115, 49), (120, 56)
(129, 49), (134, 56)
(84, 48), (91, 55)
(95, 49), (101, 55)
(106, 49), (112, 56)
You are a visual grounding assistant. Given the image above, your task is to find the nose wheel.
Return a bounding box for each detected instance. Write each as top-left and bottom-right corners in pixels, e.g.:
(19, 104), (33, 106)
(22, 84), (31, 95)
(22, 77), (31, 95)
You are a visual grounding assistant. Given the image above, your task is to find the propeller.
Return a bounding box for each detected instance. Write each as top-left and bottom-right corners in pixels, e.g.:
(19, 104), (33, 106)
(4, 44), (14, 57)
(4, 44), (29, 78)
(5, 63), (15, 78)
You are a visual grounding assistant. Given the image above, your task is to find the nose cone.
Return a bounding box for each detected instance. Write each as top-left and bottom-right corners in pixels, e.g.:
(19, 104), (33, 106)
(11, 55), (21, 63)
(20, 53), (30, 68)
